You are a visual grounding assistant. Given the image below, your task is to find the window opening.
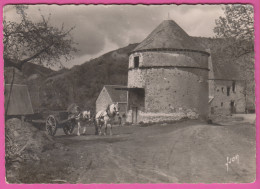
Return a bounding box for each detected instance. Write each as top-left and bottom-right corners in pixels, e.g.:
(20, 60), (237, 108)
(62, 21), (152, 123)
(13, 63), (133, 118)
(227, 87), (230, 96)
(134, 56), (139, 68)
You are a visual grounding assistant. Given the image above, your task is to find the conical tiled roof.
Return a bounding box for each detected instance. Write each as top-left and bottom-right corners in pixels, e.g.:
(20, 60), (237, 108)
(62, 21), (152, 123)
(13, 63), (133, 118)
(134, 20), (205, 52)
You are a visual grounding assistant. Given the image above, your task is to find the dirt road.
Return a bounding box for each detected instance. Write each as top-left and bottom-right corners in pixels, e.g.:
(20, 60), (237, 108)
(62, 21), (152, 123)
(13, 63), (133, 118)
(16, 119), (256, 184)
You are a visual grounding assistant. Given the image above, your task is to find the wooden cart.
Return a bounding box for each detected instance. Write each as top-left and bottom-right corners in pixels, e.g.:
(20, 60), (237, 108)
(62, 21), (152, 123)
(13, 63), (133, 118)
(45, 111), (78, 136)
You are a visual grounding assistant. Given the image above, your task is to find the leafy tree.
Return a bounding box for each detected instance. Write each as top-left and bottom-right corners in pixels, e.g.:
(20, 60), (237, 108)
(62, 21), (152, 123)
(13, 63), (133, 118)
(214, 5), (254, 41)
(214, 4), (254, 57)
(4, 5), (78, 70)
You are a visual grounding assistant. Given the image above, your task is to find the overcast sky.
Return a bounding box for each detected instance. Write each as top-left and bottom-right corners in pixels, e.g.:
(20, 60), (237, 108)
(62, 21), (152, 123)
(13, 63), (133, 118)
(4, 4), (225, 69)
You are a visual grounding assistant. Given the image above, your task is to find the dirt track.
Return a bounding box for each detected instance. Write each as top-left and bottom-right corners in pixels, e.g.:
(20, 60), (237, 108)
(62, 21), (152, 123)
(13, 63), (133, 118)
(16, 119), (255, 184)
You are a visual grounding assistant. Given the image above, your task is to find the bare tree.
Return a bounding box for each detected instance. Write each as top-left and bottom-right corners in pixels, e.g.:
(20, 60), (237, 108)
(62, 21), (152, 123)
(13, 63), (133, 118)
(4, 5), (78, 117)
(4, 5), (78, 70)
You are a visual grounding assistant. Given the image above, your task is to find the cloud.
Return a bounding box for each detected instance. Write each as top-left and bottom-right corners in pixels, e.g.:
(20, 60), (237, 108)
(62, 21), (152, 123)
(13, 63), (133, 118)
(62, 37), (119, 69)
(4, 4), (225, 68)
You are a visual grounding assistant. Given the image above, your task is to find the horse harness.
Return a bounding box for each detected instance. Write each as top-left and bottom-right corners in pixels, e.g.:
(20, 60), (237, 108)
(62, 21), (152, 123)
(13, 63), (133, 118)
(97, 105), (115, 122)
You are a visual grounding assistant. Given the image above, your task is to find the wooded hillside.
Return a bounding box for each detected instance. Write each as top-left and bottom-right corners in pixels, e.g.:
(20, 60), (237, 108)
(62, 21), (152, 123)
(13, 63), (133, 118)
(5, 38), (254, 114)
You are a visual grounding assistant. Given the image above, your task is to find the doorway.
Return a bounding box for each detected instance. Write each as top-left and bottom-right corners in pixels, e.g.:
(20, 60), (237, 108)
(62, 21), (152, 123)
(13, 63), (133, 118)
(132, 107), (138, 124)
(230, 100), (236, 114)
(128, 88), (144, 124)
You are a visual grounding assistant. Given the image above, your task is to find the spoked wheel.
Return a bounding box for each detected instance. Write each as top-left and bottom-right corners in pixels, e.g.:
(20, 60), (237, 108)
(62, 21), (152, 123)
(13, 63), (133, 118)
(63, 121), (75, 135)
(46, 115), (57, 136)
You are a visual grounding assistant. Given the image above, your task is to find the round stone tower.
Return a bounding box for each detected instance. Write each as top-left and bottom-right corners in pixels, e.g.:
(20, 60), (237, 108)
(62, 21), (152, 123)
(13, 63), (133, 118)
(127, 20), (210, 123)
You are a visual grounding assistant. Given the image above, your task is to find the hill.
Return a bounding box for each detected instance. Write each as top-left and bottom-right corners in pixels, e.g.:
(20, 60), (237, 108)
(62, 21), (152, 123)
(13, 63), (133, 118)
(4, 62), (55, 84)
(22, 62), (55, 78)
(39, 43), (138, 112)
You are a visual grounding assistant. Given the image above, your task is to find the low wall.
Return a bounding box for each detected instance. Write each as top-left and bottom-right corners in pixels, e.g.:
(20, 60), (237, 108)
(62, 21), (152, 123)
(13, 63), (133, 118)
(126, 109), (199, 124)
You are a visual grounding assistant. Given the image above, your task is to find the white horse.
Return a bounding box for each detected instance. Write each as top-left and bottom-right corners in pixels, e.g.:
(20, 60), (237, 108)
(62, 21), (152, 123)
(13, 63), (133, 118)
(95, 103), (119, 136)
(77, 110), (91, 136)
(68, 105), (91, 136)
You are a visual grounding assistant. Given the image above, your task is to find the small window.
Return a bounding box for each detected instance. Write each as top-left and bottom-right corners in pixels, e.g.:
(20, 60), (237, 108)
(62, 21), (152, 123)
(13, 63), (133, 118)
(232, 81), (236, 92)
(134, 56), (139, 68)
(227, 87), (230, 96)
(221, 87), (224, 93)
(221, 102), (223, 107)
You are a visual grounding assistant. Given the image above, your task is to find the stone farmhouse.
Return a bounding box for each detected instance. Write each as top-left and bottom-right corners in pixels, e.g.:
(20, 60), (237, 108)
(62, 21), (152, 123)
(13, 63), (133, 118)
(208, 51), (246, 116)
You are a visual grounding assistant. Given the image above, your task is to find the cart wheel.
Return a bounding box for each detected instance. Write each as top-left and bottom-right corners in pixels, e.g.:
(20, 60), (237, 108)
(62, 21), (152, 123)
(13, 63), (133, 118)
(46, 115), (57, 136)
(63, 121), (75, 135)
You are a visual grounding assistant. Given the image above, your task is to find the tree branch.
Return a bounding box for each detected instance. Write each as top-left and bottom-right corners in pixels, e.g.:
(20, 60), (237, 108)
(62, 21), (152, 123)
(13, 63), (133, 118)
(19, 43), (54, 68)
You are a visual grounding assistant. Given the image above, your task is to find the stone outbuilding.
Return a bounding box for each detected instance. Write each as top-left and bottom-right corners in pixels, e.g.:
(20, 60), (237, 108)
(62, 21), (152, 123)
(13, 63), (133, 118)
(208, 51), (246, 116)
(127, 20), (210, 123)
(96, 85), (127, 116)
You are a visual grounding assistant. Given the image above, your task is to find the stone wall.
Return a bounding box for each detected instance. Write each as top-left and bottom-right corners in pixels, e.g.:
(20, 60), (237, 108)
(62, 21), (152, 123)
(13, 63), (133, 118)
(129, 51), (208, 69)
(96, 87), (113, 113)
(128, 68), (208, 117)
(127, 50), (209, 123)
(126, 109), (199, 123)
(209, 80), (246, 116)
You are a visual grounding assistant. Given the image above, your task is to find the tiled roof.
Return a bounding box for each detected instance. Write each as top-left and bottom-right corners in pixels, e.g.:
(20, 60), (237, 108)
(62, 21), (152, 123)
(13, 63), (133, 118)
(104, 85), (127, 102)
